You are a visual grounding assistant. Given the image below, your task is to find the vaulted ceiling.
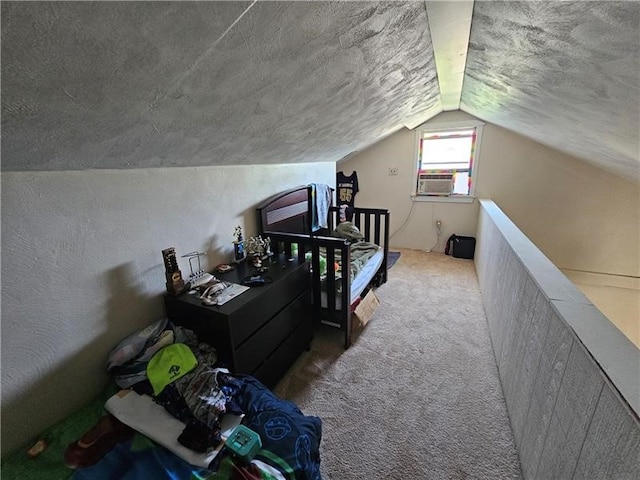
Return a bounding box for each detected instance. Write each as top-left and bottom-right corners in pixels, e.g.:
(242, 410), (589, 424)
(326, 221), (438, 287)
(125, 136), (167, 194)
(2, 1), (639, 181)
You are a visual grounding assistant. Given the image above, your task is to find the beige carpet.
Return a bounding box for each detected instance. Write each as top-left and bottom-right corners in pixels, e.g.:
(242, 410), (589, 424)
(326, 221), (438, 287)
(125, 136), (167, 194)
(274, 249), (522, 480)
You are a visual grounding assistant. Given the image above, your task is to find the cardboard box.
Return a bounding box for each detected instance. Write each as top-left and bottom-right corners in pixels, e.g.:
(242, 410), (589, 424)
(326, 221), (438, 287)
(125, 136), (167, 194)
(353, 289), (380, 328)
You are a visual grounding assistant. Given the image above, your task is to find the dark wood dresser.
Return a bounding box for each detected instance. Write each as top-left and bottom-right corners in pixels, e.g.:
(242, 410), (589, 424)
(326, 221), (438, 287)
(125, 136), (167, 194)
(163, 255), (312, 389)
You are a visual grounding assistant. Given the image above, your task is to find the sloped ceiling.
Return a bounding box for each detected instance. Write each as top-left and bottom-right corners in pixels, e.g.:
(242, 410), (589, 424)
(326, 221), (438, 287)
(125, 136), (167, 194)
(463, 1), (640, 181)
(2, 1), (639, 181)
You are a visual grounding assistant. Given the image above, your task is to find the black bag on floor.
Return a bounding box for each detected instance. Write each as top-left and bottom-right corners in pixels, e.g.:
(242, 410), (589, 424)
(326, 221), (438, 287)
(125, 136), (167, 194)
(445, 234), (476, 259)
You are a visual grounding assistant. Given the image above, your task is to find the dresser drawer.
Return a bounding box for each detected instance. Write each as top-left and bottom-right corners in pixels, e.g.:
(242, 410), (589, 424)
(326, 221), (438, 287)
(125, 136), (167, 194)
(234, 291), (308, 374)
(252, 318), (313, 389)
(228, 263), (308, 346)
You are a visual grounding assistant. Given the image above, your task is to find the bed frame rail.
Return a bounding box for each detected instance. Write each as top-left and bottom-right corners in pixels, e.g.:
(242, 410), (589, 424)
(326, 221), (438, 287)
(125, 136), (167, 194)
(263, 231), (354, 348)
(329, 206), (390, 286)
(256, 186), (390, 348)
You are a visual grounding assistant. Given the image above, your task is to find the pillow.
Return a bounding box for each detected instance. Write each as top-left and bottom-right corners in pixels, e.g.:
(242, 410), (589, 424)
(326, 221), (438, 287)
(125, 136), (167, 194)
(107, 318), (170, 371)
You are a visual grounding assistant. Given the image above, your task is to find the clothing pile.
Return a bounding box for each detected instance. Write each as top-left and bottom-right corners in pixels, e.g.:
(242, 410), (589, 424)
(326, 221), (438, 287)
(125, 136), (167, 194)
(65, 318), (323, 480)
(107, 318), (240, 452)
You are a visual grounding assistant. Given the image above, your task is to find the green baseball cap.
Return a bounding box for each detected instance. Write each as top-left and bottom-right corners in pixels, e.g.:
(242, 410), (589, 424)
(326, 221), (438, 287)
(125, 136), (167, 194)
(146, 343), (198, 395)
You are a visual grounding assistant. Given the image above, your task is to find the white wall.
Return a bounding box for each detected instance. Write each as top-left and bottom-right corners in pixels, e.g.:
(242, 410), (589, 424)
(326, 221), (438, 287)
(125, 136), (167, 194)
(338, 112), (481, 252)
(339, 110), (640, 345)
(337, 130), (413, 239)
(475, 118), (640, 279)
(0, 163), (334, 456)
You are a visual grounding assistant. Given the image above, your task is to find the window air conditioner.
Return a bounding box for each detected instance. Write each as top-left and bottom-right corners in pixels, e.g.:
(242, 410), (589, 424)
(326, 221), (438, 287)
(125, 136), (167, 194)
(418, 173), (454, 195)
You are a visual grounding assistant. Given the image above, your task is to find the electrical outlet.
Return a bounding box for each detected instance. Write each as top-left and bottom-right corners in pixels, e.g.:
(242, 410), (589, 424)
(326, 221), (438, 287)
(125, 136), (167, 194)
(435, 220), (442, 230)
(388, 167), (398, 176)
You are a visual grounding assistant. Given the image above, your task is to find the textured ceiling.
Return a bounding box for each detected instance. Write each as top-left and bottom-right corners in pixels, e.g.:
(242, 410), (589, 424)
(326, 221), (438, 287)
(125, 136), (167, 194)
(1, 1), (639, 181)
(462, 1), (640, 181)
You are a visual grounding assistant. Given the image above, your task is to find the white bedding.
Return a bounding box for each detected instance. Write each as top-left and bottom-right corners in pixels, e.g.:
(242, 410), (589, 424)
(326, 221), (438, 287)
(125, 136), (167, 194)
(105, 389), (241, 468)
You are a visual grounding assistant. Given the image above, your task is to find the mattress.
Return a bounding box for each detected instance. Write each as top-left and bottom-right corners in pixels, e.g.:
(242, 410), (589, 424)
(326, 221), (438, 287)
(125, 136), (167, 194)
(320, 245), (384, 311)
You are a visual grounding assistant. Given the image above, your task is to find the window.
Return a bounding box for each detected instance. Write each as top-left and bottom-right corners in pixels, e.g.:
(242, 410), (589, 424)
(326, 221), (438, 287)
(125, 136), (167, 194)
(414, 122), (483, 200)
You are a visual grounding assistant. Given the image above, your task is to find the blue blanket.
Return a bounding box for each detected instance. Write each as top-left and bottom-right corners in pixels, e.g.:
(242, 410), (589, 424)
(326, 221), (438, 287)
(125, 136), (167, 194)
(71, 375), (322, 480)
(230, 375), (322, 480)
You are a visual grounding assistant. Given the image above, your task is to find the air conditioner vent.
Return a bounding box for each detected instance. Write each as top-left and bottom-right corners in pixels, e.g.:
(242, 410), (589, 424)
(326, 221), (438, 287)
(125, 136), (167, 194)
(418, 173), (454, 195)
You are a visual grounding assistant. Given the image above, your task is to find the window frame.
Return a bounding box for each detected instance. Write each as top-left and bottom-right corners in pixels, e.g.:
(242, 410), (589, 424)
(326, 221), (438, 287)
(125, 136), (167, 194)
(412, 120), (484, 203)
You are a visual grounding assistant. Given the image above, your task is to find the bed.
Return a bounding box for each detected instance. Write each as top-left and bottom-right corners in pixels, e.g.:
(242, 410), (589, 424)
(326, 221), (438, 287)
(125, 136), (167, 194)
(256, 185), (390, 348)
(1, 319), (322, 480)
